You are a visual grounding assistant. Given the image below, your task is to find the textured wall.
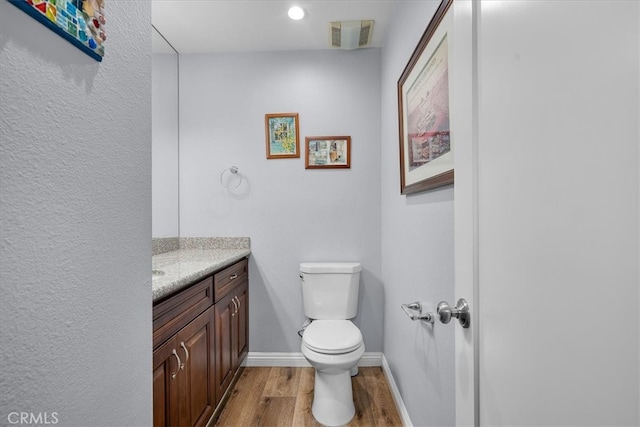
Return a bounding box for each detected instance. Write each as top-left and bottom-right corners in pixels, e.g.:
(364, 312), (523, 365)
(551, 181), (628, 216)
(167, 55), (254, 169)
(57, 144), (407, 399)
(380, 2), (456, 426)
(0, 1), (152, 426)
(178, 49), (383, 353)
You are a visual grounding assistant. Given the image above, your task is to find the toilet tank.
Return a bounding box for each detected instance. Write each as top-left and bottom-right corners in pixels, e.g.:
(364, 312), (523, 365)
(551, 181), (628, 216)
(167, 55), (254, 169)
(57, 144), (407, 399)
(299, 262), (361, 320)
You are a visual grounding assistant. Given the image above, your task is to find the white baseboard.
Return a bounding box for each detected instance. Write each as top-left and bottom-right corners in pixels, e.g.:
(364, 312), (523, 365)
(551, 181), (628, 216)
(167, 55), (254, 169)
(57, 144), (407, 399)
(244, 351), (382, 367)
(244, 352), (309, 367)
(381, 354), (413, 427)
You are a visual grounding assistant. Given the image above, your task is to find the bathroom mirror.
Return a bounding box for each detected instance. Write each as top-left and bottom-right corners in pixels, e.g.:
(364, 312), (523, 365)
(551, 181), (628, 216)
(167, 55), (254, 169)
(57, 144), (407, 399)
(152, 26), (179, 238)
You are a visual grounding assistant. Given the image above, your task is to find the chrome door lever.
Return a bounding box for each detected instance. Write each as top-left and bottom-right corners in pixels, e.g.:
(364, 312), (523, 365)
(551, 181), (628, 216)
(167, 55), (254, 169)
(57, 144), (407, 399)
(437, 298), (470, 328)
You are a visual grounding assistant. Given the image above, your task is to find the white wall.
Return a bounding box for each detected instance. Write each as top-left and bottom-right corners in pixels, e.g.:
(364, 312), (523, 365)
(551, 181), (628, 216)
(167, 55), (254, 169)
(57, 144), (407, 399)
(152, 51), (179, 237)
(178, 49), (383, 352)
(380, 2), (456, 426)
(0, 2), (152, 426)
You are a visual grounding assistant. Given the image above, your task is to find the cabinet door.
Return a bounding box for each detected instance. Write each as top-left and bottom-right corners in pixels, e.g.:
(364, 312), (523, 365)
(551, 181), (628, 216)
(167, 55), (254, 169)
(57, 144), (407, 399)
(234, 280), (249, 365)
(178, 307), (216, 427)
(214, 291), (236, 403)
(153, 336), (181, 427)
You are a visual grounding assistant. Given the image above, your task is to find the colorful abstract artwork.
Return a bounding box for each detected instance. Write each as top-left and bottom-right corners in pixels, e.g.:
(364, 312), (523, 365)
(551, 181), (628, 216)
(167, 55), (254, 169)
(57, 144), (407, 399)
(9, 0), (106, 61)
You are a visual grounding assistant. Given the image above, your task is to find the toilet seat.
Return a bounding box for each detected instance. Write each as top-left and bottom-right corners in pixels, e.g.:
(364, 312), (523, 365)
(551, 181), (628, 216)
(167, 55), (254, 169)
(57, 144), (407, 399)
(302, 320), (363, 354)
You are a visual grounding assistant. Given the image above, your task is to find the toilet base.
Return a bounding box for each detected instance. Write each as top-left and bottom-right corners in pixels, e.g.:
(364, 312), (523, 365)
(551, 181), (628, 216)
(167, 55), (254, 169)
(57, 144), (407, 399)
(312, 370), (354, 427)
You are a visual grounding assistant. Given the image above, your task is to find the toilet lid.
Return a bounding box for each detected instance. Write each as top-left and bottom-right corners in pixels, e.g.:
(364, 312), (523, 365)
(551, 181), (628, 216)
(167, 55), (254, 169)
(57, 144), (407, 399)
(302, 320), (363, 354)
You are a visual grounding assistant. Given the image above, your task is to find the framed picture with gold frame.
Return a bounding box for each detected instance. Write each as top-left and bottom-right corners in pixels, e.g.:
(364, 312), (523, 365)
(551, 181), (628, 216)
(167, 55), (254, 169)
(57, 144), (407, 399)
(305, 136), (351, 169)
(265, 113), (300, 159)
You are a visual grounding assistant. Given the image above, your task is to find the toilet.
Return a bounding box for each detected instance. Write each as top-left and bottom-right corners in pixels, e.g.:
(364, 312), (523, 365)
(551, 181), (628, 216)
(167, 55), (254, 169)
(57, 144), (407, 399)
(299, 262), (365, 427)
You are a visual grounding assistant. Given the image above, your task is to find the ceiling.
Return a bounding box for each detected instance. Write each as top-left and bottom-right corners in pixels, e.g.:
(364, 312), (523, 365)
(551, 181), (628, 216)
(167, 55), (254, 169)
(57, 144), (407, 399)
(151, 0), (396, 54)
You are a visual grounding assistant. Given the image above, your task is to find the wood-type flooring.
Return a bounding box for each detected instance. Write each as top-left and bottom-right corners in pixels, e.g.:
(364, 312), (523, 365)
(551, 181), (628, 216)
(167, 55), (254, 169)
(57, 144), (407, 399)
(213, 367), (403, 427)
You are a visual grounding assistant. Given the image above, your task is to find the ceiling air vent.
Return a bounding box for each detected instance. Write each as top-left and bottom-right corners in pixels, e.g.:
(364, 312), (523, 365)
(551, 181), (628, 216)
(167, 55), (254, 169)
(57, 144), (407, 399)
(329, 20), (374, 50)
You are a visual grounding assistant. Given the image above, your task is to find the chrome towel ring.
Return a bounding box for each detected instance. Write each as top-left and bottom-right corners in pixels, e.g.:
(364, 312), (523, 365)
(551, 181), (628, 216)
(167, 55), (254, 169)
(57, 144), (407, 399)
(220, 166), (243, 190)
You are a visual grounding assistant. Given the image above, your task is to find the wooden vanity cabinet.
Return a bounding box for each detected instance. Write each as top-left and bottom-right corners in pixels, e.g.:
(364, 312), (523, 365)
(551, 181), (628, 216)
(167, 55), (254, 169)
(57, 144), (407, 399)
(153, 307), (215, 427)
(213, 259), (249, 403)
(153, 336), (181, 427)
(153, 258), (249, 427)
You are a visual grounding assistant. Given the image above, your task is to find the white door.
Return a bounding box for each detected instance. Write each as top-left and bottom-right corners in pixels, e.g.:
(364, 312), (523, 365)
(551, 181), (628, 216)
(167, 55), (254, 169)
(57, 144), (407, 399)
(455, 1), (639, 425)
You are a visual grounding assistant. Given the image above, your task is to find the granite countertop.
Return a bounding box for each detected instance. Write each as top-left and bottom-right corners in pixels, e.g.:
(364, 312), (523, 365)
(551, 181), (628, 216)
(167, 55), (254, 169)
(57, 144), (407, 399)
(152, 237), (250, 302)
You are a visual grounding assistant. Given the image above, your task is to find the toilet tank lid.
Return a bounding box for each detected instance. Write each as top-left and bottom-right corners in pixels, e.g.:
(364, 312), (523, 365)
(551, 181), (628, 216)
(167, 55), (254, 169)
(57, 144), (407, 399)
(299, 262), (361, 273)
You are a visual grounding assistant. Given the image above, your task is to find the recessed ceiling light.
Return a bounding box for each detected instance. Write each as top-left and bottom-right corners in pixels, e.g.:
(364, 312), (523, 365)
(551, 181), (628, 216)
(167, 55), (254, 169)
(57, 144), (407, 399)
(288, 6), (305, 20)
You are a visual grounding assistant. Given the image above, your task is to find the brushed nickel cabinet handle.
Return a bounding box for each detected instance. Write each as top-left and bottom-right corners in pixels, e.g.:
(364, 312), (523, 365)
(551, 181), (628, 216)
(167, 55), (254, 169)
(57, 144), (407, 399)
(229, 273), (238, 280)
(180, 341), (189, 370)
(171, 349), (181, 379)
(231, 297), (238, 316)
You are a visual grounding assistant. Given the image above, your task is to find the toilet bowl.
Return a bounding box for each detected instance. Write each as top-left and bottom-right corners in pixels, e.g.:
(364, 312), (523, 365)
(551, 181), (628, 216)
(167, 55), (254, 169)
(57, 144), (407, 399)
(301, 319), (365, 426)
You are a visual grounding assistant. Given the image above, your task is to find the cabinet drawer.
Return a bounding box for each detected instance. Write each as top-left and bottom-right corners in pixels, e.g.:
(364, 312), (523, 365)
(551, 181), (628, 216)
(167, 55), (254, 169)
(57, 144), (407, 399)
(153, 276), (213, 349)
(214, 258), (248, 302)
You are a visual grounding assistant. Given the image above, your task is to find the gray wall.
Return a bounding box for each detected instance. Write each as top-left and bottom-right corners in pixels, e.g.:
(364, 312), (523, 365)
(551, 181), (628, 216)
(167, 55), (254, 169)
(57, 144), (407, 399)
(152, 52), (180, 237)
(178, 49), (383, 353)
(0, 2), (152, 426)
(381, 2), (456, 426)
